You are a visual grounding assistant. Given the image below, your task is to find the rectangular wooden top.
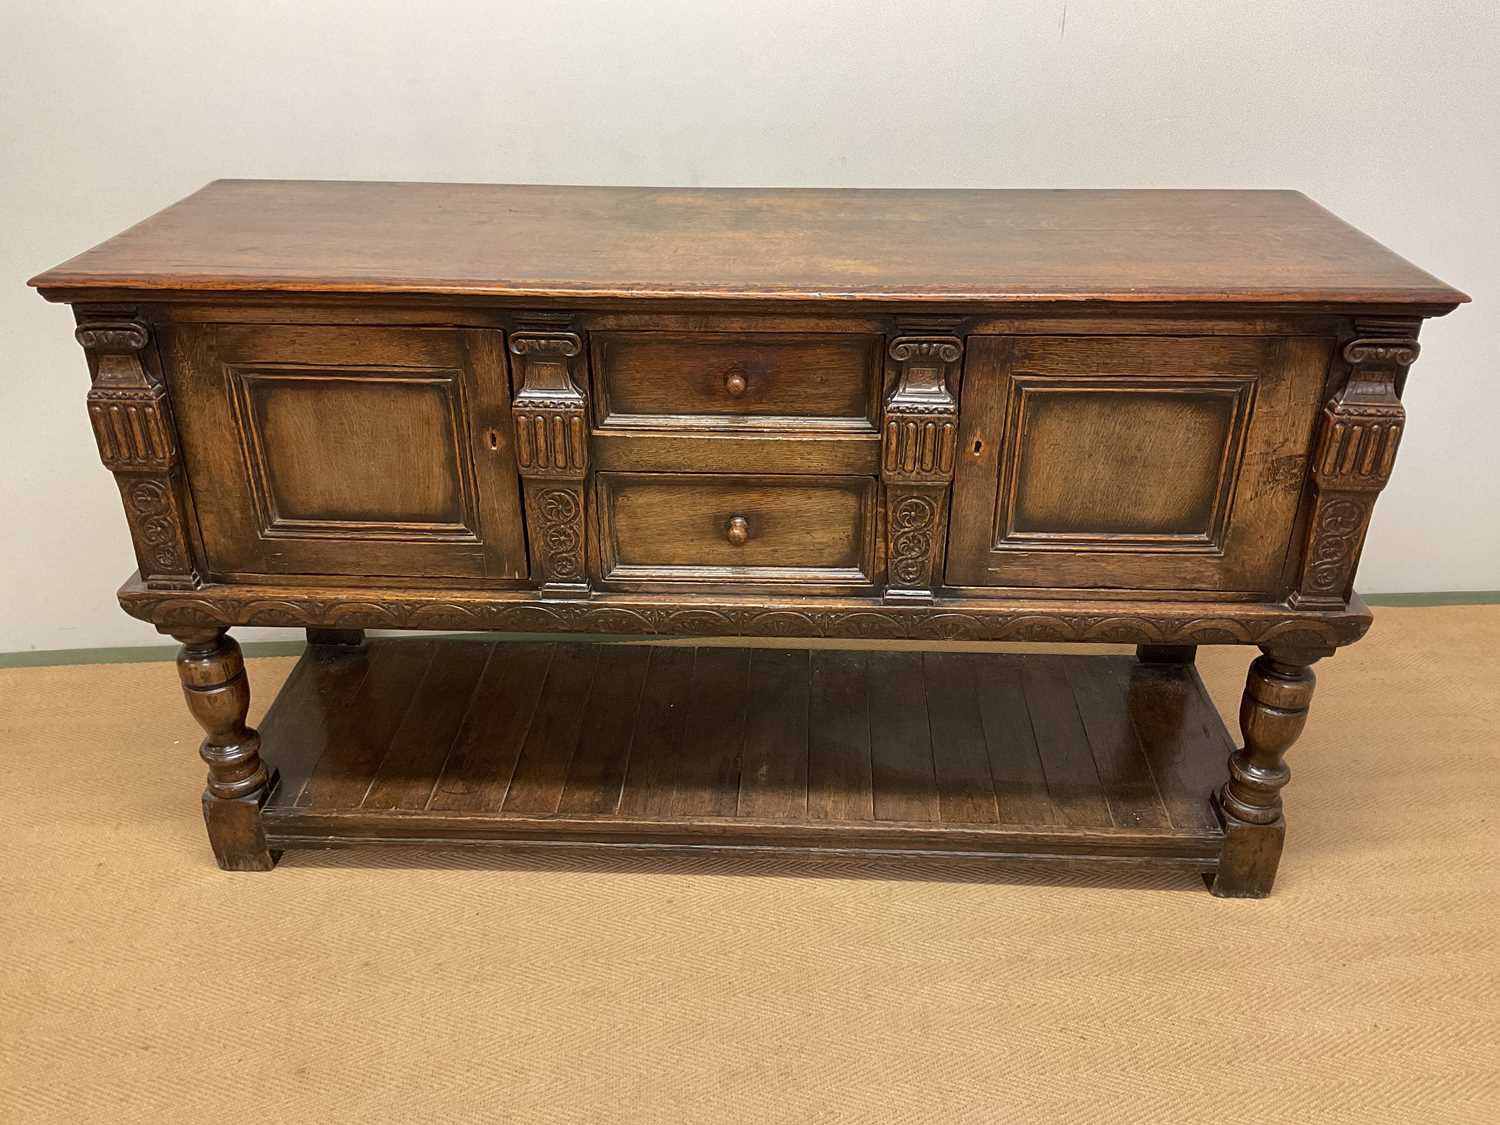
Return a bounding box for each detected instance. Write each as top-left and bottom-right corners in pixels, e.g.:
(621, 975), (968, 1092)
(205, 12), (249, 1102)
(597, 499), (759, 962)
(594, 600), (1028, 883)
(31, 180), (1467, 308)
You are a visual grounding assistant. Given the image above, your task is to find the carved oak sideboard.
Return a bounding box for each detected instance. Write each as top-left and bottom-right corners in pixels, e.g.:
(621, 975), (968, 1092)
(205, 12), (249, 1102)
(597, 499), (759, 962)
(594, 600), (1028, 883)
(31, 182), (1466, 895)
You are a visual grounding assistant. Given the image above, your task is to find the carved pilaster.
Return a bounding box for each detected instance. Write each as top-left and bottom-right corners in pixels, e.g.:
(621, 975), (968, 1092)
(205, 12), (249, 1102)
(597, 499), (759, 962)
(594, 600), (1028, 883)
(1291, 319), (1417, 607)
(78, 317), (198, 587)
(881, 334), (962, 601)
(509, 329), (590, 594)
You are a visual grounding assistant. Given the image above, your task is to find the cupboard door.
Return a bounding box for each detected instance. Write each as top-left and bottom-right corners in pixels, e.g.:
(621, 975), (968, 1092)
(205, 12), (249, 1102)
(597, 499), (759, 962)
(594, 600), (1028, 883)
(947, 336), (1330, 595)
(161, 324), (527, 580)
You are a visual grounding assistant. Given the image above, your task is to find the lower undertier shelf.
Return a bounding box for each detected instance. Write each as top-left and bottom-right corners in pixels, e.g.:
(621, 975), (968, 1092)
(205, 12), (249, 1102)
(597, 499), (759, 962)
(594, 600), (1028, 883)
(258, 638), (1233, 870)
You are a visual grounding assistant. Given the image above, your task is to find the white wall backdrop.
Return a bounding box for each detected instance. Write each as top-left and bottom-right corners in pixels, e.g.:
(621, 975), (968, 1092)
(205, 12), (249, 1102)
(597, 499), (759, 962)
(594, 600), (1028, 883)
(3, 0), (1496, 652)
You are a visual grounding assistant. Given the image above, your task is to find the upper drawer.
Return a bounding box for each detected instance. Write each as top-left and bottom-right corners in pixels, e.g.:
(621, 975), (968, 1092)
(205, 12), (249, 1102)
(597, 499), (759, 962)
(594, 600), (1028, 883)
(590, 331), (882, 431)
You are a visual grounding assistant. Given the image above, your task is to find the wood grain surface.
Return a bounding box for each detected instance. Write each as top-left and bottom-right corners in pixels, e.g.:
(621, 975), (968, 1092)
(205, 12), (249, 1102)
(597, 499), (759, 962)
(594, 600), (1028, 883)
(258, 638), (1233, 864)
(30, 181), (1468, 306)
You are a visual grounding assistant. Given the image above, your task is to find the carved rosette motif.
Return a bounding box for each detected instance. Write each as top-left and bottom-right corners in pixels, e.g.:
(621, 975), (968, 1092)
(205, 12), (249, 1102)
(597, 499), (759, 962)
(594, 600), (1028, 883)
(1302, 495), (1373, 598)
(510, 329), (590, 591)
(78, 318), (198, 587)
(123, 478), (192, 573)
(531, 487), (585, 582)
(888, 492), (939, 586)
(882, 334), (963, 599)
(1292, 320), (1416, 607)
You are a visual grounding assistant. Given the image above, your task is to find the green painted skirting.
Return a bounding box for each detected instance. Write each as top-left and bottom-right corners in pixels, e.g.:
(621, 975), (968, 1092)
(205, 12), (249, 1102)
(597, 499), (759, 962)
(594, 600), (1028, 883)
(0, 633), (643, 669)
(0, 640), (309, 668)
(1361, 591), (1500, 607)
(2, 595), (1496, 668)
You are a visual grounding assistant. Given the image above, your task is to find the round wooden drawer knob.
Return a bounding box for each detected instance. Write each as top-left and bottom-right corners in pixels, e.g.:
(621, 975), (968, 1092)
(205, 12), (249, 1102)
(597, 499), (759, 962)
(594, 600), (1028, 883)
(725, 515), (750, 546)
(724, 370), (748, 397)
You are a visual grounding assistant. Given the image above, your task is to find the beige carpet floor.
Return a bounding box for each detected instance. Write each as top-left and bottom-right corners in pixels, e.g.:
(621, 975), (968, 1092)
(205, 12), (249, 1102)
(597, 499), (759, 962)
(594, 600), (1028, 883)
(2, 606), (1497, 1124)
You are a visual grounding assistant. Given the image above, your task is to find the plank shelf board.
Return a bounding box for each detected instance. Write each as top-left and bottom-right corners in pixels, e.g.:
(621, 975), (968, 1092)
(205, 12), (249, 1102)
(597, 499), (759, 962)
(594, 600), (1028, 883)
(259, 639), (1231, 869)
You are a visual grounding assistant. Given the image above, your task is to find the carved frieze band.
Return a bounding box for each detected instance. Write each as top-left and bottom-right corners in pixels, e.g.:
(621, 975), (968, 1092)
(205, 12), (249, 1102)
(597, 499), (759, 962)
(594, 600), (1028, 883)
(118, 582), (1366, 653)
(1292, 322), (1416, 606)
(77, 318), (198, 586)
(882, 335), (962, 598)
(510, 329), (590, 590)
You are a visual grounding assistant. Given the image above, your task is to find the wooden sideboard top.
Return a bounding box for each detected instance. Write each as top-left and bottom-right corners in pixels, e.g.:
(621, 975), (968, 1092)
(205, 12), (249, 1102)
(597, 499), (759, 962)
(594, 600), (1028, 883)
(30, 180), (1467, 308)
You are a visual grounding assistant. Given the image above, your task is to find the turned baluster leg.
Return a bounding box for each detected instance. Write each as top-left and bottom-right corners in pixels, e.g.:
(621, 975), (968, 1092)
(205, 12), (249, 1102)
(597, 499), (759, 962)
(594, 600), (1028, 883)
(170, 627), (279, 871)
(1211, 646), (1319, 898)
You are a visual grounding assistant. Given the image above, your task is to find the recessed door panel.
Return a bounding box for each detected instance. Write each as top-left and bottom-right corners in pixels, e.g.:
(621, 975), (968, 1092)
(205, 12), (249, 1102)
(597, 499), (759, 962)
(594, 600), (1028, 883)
(238, 369), (469, 531)
(1003, 378), (1251, 548)
(947, 335), (1331, 594)
(162, 324), (527, 580)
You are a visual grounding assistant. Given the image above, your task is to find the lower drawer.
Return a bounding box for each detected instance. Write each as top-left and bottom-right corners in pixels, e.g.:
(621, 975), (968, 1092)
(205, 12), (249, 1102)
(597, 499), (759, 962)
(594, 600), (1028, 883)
(596, 472), (877, 591)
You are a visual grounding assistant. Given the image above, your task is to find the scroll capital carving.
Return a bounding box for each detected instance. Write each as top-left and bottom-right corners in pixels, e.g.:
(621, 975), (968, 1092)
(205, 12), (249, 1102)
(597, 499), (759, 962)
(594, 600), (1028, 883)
(1342, 317), (1421, 371)
(509, 331), (583, 359)
(75, 321), (149, 353)
(1341, 338), (1420, 368)
(889, 336), (963, 364)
